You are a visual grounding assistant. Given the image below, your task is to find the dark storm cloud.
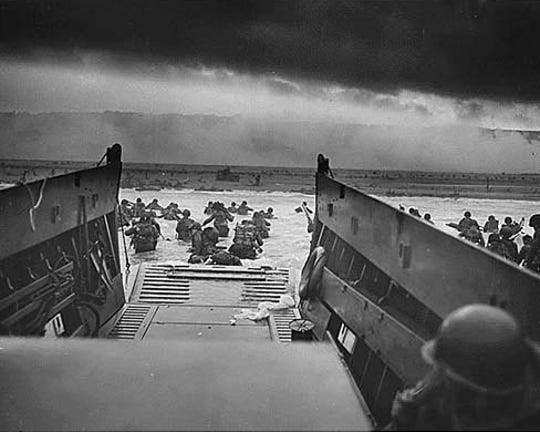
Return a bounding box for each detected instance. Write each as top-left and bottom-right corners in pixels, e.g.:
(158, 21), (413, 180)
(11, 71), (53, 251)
(1, 0), (540, 102)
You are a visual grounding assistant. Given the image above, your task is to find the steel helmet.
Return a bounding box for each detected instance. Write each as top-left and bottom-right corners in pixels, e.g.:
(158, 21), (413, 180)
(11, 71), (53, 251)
(422, 304), (528, 393)
(529, 214), (540, 228)
(487, 233), (500, 243)
(203, 227), (219, 243)
(499, 226), (513, 239)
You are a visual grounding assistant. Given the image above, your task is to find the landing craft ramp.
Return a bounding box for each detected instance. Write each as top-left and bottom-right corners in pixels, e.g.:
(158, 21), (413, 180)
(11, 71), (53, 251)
(102, 263), (301, 343)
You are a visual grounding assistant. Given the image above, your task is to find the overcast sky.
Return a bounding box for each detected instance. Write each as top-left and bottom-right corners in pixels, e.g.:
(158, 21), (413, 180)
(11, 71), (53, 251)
(1, 0), (539, 168)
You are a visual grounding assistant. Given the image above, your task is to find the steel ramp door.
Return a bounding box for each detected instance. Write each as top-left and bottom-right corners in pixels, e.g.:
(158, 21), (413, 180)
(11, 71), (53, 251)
(105, 263), (300, 342)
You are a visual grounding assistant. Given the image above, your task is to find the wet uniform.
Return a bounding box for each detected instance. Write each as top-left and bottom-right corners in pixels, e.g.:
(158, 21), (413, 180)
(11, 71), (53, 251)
(146, 200), (164, 211)
(525, 232), (540, 272)
(236, 204), (253, 216)
(518, 242), (532, 266)
(161, 206), (181, 220)
(500, 238), (519, 263)
(253, 213), (271, 239)
(229, 224), (262, 260)
(459, 226), (484, 246)
(203, 208), (234, 237)
(132, 202), (146, 218)
(125, 220), (159, 253)
(208, 250), (242, 266)
(118, 202), (133, 226)
(176, 216), (194, 241)
(484, 219), (499, 233)
(189, 227), (220, 263)
(488, 237), (507, 257)
(501, 222), (522, 235)
(458, 216), (479, 232)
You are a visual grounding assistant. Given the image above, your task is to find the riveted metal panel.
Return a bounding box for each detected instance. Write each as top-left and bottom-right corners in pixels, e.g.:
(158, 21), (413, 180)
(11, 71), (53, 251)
(0, 162), (121, 261)
(316, 173), (540, 338)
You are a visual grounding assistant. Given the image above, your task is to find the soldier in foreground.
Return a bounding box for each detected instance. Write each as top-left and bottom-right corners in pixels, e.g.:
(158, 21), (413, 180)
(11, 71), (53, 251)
(386, 304), (540, 430)
(229, 221), (263, 260)
(125, 215), (159, 253)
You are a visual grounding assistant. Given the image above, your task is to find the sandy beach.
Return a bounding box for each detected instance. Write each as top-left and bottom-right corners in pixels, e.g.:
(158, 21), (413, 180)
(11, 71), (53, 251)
(1, 159), (539, 201)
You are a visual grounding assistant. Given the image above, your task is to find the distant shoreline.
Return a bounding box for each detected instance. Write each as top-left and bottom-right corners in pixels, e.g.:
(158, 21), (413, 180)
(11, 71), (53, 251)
(1, 159), (539, 201)
(124, 183), (540, 202)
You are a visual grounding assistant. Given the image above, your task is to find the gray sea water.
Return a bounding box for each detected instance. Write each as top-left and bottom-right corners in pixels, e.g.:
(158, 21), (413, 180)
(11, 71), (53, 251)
(118, 188), (539, 288)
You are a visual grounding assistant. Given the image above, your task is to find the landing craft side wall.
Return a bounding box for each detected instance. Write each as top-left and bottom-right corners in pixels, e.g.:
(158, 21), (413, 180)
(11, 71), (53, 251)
(316, 173), (540, 339)
(0, 162), (122, 261)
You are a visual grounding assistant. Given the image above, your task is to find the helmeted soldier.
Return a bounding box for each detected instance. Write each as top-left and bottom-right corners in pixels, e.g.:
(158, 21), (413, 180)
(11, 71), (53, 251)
(202, 202), (234, 237)
(483, 215), (499, 234)
(118, 199), (133, 226)
(125, 215), (159, 253)
(252, 211), (271, 239)
(228, 202), (238, 213)
(499, 226), (519, 263)
(236, 200), (253, 216)
(502, 216), (524, 236)
(146, 198), (164, 212)
(525, 214), (540, 272)
(386, 304), (540, 430)
(457, 211), (479, 232)
(175, 209), (194, 241)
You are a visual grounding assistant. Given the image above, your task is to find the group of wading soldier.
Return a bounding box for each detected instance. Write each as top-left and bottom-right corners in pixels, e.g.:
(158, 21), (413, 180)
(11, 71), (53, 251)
(453, 211), (540, 271)
(119, 197), (274, 261)
(185, 200), (273, 264)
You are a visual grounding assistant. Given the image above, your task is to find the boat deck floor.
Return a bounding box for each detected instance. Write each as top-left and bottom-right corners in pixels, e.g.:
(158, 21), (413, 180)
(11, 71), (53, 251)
(102, 263), (300, 343)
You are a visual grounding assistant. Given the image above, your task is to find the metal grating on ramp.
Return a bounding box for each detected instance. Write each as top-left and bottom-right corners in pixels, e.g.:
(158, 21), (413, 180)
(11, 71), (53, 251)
(137, 265), (190, 304)
(119, 263), (301, 343)
(108, 305), (151, 340)
(162, 264), (289, 280)
(137, 264), (289, 305)
(270, 309), (301, 343)
(241, 281), (289, 302)
(240, 267), (290, 303)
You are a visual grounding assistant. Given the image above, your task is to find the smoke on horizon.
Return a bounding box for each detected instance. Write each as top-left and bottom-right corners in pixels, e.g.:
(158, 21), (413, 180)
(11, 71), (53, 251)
(1, 1), (540, 172)
(1, 110), (538, 173)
